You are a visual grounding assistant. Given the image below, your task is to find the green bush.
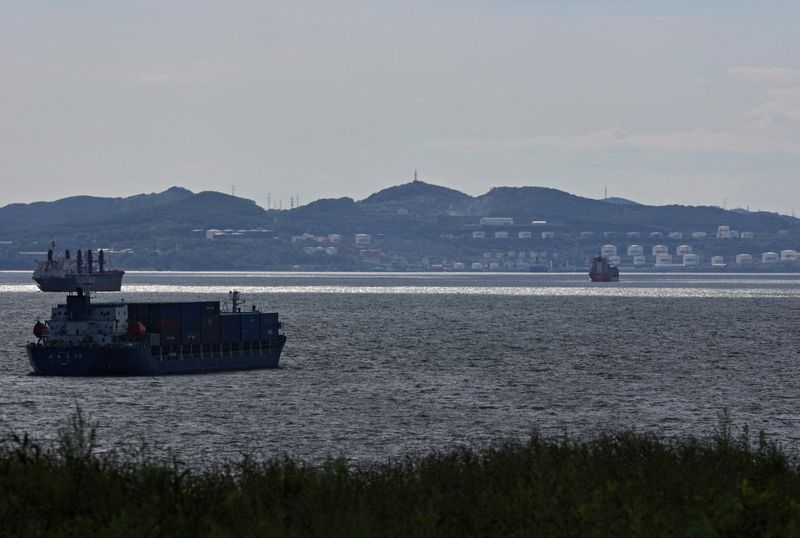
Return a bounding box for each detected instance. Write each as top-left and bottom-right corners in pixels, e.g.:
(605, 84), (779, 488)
(3, 410), (800, 537)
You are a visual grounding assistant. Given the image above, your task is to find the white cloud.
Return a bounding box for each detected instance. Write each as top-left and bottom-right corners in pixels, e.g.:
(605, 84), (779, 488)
(744, 86), (800, 128)
(104, 69), (193, 86)
(727, 66), (800, 80)
(102, 60), (244, 87)
(428, 127), (800, 155)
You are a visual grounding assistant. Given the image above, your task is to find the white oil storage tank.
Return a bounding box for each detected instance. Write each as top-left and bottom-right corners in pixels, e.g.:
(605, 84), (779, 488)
(711, 256), (725, 266)
(655, 254), (672, 266)
(652, 244), (668, 256)
(633, 255), (646, 266)
(762, 252), (779, 263)
(627, 245), (644, 256)
(780, 249), (798, 261)
(354, 233), (372, 245)
(601, 244), (617, 257)
(682, 253), (700, 266)
(609, 255), (621, 266)
(676, 245), (693, 255)
(736, 253), (753, 264)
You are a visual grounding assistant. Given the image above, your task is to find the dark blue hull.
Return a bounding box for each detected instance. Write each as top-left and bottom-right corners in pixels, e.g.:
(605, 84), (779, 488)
(26, 337), (285, 376)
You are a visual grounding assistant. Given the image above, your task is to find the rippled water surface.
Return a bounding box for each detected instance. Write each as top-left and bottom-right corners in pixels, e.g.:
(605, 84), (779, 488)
(1, 271), (800, 463)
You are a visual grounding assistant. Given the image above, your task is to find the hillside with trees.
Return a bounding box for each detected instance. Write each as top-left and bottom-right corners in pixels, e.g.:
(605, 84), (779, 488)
(0, 180), (797, 270)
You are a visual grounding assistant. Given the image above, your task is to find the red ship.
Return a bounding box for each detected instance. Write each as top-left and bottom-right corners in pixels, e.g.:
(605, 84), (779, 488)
(589, 255), (619, 282)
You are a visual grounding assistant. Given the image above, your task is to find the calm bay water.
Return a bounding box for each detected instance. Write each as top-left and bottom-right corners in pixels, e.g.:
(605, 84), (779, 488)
(1, 270), (800, 464)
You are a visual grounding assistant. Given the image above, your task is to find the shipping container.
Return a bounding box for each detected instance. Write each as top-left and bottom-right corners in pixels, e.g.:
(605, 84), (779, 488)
(180, 303), (202, 345)
(240, 313), (260, 342)
(260, 312), (280, 340)
(220, 314), (241, 343)
(126, 303), (150, 324)
(156, 303), (181, 345)
(181, 328), (201, 345)
(180, 303), (203, 327)
(200, 302), (221, 344)
(201, 324), (220, 345)
(176, 302), (222, 345)
(147, 304), (163, 332)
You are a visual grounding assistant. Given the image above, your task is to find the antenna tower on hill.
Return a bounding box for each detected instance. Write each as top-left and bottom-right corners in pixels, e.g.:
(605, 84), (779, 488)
(414, 169), (419, 182)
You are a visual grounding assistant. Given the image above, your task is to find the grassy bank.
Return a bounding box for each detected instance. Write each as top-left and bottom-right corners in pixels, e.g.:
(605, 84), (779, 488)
(3, 413), (800, 537)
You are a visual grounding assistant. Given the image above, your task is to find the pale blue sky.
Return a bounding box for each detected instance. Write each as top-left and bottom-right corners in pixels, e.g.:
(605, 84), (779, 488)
(1, 1), (799, 214)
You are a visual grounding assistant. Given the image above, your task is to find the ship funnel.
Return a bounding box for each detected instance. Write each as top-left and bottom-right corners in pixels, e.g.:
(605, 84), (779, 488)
(86, 249), (93, 275)
(47, 249), (53, 262)
(98, 249), (105, 272)
(76, 249), (83, 274)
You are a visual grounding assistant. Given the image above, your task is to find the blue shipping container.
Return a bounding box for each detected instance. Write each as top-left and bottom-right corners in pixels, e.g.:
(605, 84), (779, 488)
(158, 303), (181, 345)
(260, 312), (280, 340)
(240, 313), (260, 342)
(220, 314), (241, 343)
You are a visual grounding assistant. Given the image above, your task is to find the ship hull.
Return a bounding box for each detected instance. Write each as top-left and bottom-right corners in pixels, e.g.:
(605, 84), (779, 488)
(33, 271), (125, 292)
(26, 337), (285, 376)
(589, 272), (619, 282)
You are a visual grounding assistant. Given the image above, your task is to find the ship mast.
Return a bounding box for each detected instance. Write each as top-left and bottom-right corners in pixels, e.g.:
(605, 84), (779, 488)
(229, 290), (244, 312)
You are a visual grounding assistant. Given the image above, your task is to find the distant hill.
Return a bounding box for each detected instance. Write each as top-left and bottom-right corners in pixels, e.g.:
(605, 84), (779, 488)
(459, 186), (797, 234)
(274, 198), (368, 235)
(276, 195), (437, 236)
(0, 181), (798, 271)
(3, 183), (797, 241)
(0, 187), (193, 231)
(4, 190), (268, 244)
(359, 180), (473, 217)
(602, 197), (642, 207)
(86, 191), (268, 241)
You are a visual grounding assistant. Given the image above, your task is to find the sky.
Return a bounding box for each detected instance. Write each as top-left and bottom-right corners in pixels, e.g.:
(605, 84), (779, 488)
(1, 0), (799, 214)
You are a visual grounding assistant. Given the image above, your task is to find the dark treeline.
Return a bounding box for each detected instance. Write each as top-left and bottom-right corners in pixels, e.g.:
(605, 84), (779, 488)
(3, 411), (800, 536)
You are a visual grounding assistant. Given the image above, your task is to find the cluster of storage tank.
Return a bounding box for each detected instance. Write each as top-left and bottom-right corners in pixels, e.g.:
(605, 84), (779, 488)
(472, 231), (557, 239)
(599, 242), (799, 267)
(601, 244), (692, 266)
(733, 250), (798, 264)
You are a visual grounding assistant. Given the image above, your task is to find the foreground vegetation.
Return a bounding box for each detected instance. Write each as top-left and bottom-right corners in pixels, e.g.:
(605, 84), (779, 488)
(4, 413), (800, 536)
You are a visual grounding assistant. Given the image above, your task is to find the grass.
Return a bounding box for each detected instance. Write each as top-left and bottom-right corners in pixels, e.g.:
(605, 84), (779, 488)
(3, 411), (800, 537)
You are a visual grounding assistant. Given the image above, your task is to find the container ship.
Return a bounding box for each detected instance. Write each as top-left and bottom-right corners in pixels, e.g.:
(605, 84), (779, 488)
(26, 290), (285, 376)
(33, 245), (124, 292)
(589, 254), (620, 282)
